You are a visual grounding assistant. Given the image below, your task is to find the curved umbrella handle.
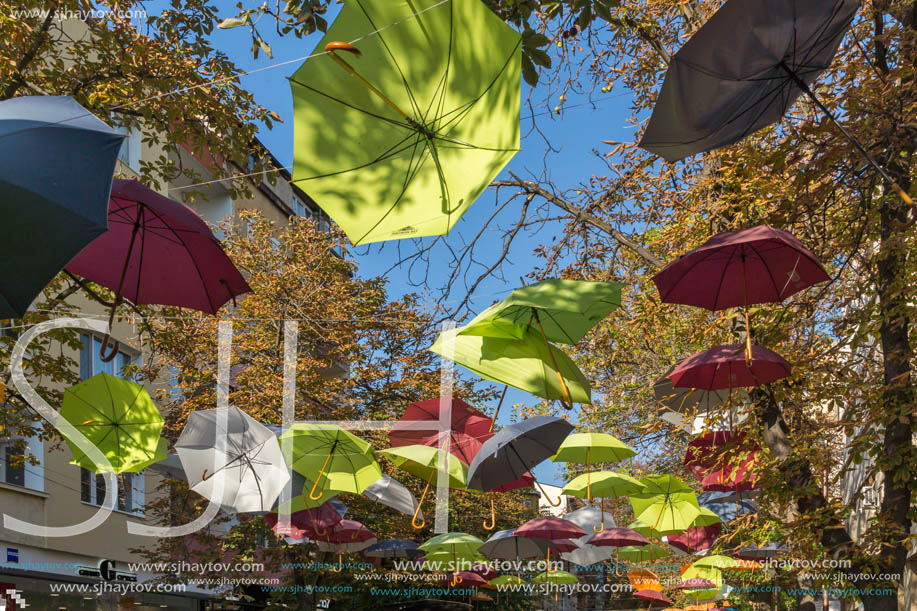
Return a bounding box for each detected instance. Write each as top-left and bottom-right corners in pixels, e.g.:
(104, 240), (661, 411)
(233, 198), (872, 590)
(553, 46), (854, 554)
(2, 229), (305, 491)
(201, 469), (214, 482)
(449, 572), (462, 587)
(332, 552), (343, 573)
(593, 497), (605, 534)
(411, 479), (431, 530)
(535, 479), (563, 507)
(482, 491), (496, 531)
(309, 453), (333, 501)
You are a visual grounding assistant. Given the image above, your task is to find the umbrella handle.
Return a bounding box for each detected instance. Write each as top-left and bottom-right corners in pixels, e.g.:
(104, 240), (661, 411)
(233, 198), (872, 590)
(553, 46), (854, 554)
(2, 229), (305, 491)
(309, 453), (333, 501)
(98, 297), (124, 363)
(535, 479), (563, 507)
(546, 547), (555, 574)
(450, 572), (462, 587)
(201, 469), (213, 482)
(489, 386), (509, 432)
(332, 552), (343, 572)
(593, 497), (606, 533)
(533, 312), (573, 409)
(411, 479), (431, 529)
(483, 491), (496, 531)
(324, 42), (412, 122)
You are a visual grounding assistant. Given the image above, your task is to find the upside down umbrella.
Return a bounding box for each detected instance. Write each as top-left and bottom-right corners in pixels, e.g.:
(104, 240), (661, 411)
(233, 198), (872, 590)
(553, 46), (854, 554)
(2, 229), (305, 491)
(362, 473), (422, 519)
(280, 424), (382, 501)
(670, 344), (791, 390)
(638, 0), (912, 206)
(0, 96), (124, 319)
(66, 179), (251, 360)
(388, 396), (492, 465)
(629, 475), (702, 536)
(177, 405), (290, 513)
(432, 327), (591, 408)
(379, 444), (467, 529)
(290, 0), (521, 244)
(60, 373), (164, 474)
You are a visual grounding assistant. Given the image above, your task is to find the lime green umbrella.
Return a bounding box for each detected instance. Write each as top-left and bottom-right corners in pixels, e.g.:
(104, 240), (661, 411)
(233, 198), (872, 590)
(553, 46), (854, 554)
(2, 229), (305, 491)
(60, 373), (164, 474)
(562, 470), (644, 534)
(280, 424), (382, 502)
(553, 433), (636, 501)
(629, 475), (701, 536)
(681, 564), (724, 589)
(616, 544), (669, 563)
(379, 444), (468, 529)
(420, 532), (484, 557)
(628, 519), (664, 539)
(430, 327), (591, 406)
(690, 507), (723, 527)
(692, 555), (740, 570)
(534, 570), (578, 585)
(290, 0), (521, 245)
(461, 279), (623, 345)
(71, 436), (168, 473)
(490, 575), (524, 586)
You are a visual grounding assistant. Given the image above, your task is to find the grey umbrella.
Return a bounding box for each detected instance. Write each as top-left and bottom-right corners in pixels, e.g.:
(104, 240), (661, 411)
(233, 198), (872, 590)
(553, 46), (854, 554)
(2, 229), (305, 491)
(561, 507), (617, 567)
(640, 0), (912, 206)
(479, 528), (550, 560)
(364, 539), (422, 559)
(699, 490), (757, 522)
(362, 474), (423, 521)
(653, 365), (733, 413)
(466, 415), (574, 493)
(0, 96), (124, 318)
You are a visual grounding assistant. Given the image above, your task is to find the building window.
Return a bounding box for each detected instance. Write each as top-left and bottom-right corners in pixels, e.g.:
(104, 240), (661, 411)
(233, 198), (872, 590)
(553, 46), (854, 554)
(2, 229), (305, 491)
(78, 334), (146, 515)
(116, 125), (142, 173)
(3, 446), (24, 487)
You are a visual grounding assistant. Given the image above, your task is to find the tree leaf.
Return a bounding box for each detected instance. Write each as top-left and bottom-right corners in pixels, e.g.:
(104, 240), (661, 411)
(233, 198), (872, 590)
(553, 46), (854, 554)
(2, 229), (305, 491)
(522, 53), (539, 87)
(218, 17), (247, 29)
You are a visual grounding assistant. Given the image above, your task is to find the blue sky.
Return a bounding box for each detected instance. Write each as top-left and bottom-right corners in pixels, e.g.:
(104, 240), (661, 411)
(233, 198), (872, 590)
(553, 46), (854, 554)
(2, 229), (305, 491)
(200, 3), (636, 485)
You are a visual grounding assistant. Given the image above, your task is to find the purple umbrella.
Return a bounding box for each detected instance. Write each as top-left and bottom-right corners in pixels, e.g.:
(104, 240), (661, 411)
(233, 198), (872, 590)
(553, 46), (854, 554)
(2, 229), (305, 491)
(67, 179), (250, 359)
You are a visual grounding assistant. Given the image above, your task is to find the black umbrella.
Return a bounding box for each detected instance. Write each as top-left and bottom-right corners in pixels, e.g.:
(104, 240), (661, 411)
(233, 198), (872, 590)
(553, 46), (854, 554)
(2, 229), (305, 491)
(0, 96), (124, 318)
(466, 415), (573, 505)
(639, 0), (913, 207)
(479, 528), (551, 560)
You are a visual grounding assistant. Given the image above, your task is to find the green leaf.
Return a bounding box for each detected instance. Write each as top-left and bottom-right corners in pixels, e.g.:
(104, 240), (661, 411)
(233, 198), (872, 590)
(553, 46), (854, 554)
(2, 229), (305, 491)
(528, 47), (552, 69)
(523, 31), (550, 50)
(259, 39), (273, 59)
(218, 16), (247, 29)
(521, 54), (538, 87)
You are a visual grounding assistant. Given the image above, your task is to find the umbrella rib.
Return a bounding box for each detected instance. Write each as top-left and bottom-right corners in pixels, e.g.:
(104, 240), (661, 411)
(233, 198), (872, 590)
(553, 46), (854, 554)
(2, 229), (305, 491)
(288, 78), (414, 131)
(710, 246), (738, 311)
(291, 132), (422, 182)
(67, 389), (116, 423)
(421, 0), (454, 130)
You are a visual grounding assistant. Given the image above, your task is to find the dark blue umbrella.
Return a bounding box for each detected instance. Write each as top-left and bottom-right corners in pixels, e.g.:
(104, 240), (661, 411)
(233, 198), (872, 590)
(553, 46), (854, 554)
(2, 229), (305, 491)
(699, 490), (757, 521)
(0, 96), (123, 318)
(364, 539), (421, 558)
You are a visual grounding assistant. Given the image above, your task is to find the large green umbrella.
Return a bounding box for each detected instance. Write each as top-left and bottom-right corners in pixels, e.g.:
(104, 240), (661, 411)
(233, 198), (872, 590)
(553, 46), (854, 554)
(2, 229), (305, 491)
(553, 433), (635, 495)
(615, 544), (669, 563)
(561, 469), (643, 534)
(461, 279), (623, 345)
(60, 373), (164, 474)
(290, 0), (521, 245)
(533, 570), (578, 585)
(379, 444), (468, 529)
(629, 475), (701, 536)
(70, 436), (167, 473)
(279, 424), (382, 501)
(430, 327), (591, 406)
(421, 532), (485, 584)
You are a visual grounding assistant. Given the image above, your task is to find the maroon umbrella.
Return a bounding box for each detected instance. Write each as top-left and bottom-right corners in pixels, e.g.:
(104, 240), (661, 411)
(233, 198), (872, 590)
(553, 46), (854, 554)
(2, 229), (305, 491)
(653, 225), (828, 360)
(264, 501), (344, 538)
(491, 471), (535, 493)
(588, 527), (650, 548)
(685, 432), (761, 492)
(634, 589), (672, 607)
(66, 179), (250, 359)
(676, 578), (718, 590)
(470, 564), (500, 582)
(669, 344), (791, 390)
(310, 519), (375, 544)
(454, 571), (489, 587)
(388, 396), (493, 464)
(667, 524), (722, 554)
(516, 517), (586, 572)
(546, 539), (579, 553)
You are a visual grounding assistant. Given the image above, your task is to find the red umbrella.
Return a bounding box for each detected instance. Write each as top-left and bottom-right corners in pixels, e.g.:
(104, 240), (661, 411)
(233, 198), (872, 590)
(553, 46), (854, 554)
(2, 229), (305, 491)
(66, 179), (251, 360)
(388, 396), (492, 464)
(667, 524), (722, 554)
(310, 519), (375, 544)
(685, 432), (761, 491)
(516, 517), (586, 573)
(454, 571), (488, 587)
(653, 225), (828, 360)
(676, 578), (718, 590)
(491, 471), (535, 492)
(264, 501), (344, 538)
(589, 527), (650, 548)
(669, 344), (791, 390)
(470, 565), (500, 582)
(634, 589), (672, 606)
(547, 539), (579, 553)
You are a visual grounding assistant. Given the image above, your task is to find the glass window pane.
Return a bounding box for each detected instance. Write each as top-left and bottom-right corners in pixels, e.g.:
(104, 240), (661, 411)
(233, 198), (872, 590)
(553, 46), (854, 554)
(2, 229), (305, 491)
(4, 447), (24, 487)
(80, 468), (91, 503)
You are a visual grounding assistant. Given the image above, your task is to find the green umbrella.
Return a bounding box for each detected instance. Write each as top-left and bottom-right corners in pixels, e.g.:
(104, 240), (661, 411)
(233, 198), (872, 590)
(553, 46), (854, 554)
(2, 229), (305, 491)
(692, 554), (740, 570)
(421, 532), (485, 584)
(60, 373), (164, 474)
(490, 575), (524, 586)
(290, 0), (521, 245)
(628, 519), (664, 539)
(629, 475), (701, 536)
(615, 544), (669, 563)
(562, 470), (644, 534)
(279, 424), (382, 502)
(533, 570), (578, 585)
(690, 507), (724, 527)
(430, 327), (591, 406)
(553, 433), (636, 500)
(379, 444), (468, 529)
(70, 436), (168, 473)
(681, 564), (724, 590)
(461, 279), (623, 345)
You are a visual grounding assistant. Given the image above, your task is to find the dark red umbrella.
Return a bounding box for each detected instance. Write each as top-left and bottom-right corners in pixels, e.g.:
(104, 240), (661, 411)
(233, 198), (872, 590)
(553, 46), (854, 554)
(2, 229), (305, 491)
(491, 471), (535, 492)
(470, 564), (499, 582)
(588, 527), (650, 548)
(667, 524), (722, 554)
(516, 517), (586, 573)
(264, 501), (344, 538)
(453, 571), (488, 587)
(669, 344), (791, 390)
(388, 396), (492, 465)
(676, 578), (718, 590)
(310, 519), (375, 544)
(685, 432), (761, 492)
(66, 179), (251, 359)
(547, 539), (579, 553)
(634, 589), (672, 606)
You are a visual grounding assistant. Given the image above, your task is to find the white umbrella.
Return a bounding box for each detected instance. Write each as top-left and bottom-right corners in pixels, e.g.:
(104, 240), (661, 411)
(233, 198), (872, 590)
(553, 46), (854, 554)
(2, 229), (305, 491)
(177, 406), (290, 513)
(362, 474), (422, 520)
(561, 506), (617, 567)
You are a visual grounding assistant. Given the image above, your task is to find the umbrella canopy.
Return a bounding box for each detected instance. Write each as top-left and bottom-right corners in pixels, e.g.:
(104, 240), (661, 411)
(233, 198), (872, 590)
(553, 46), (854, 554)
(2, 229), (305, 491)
(693, 555), (740, 571)
(311, 519), (376, 544)
(552, 433), (636, 464)
(533, 570), (578, 585)
(290, 0), (521, 244)
(460, 279), (623, 345)
(589, 527), (650, 548)
(0, 95), (124, 318)
(617, 544), (670, 563)
(639, 0), (858, 163)
(479, 528), (550, 560)
(362, 473), (422, 518)
(628, 519), (664, 539)
(560, 507), (617, 566)
(690, 507), (725, 528)
(652, 225), (829, 311)
(677, 578), (719, 590)
(685, 431), (761, 491)
(562, 471), (644, 499)
(420, 532), (484, 559)
(66, 179), (251, 315)
(515, 517), (586, 541)
(634, 589), (672, 607)
(176, 405), (290, 513)
(666, 523), (722, 554)
(364, 539), (421, 558)
(431, 327), (591, 405)
(699, 491), (758, 522)
(280, 424), (382, 500)
(669, 344), (791, 390)
(379, 445), (468, 489)
(736, 542), (786, 559)
(654, 365), (734, 413)
(264, 501), (344, 538)
(454, 571), (488, 587)
(466, 416), (573, 491)
(546, 539), (579, 553)
(489, 575), (524, 586)
(388, 396), (492, 464)
(629, 475), (702, 536)
(60, 373), (164, 474)
(271, 471), (346, 514)
(70, 435), (167, 473)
